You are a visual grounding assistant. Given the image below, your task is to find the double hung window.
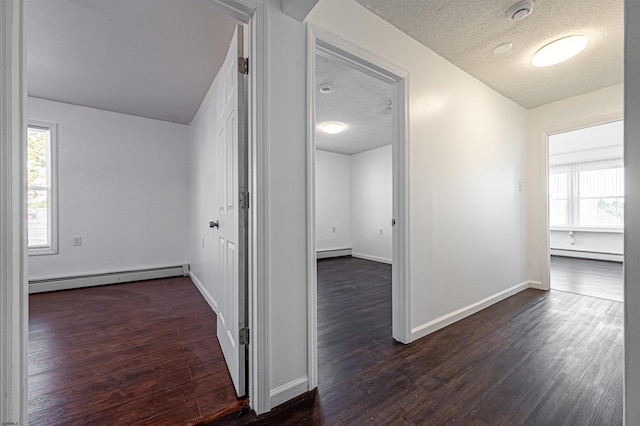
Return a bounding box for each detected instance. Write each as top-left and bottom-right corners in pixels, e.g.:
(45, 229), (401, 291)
(27, 122), (58, 255)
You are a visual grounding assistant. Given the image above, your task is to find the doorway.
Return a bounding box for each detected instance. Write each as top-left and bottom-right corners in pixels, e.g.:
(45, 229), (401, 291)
(306, 27), (410, 390)
(314, 50), (395, 390)
(547, 120), (624, 302)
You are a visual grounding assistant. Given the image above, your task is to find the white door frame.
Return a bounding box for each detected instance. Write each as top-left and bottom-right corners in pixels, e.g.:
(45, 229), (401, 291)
(306, 25), (411, 389)
(1, 1), (27, 425)
(539, 112), (623, 291)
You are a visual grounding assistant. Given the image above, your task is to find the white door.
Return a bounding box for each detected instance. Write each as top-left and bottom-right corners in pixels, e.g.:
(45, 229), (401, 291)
(214, 25), (248, 397)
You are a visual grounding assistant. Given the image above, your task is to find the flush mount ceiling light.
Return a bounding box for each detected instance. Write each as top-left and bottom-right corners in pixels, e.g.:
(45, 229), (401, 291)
(508, 0), (534, 21)
(531, 35), (588, 67)
(319, 122), (345, 134)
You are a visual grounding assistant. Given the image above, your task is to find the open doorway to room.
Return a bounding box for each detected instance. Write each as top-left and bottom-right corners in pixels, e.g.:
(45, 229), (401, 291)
(548, 121), (624, 302)
(307, 29), (410, 398)
(24, 1), (249, 424)
(313, 51), (395, 390)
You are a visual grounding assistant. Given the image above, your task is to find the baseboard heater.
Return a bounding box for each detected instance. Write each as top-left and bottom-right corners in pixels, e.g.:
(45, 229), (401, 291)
(28, 264), (189, 294)
(551, 249), (623, 262)
(316, 248), (352, 259)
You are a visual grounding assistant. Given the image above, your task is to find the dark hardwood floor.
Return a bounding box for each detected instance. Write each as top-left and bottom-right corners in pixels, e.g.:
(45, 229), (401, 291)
(550, 255), (624, 302)
(28, 276), (247, 425)
(217, 256), (623, 425)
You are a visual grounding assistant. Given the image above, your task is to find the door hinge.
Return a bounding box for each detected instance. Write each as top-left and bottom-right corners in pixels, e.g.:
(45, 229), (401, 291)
(239, 327), (250, 345)
(238, 57), (249, 75)
(240, 191), (250, 209)
(392, 218), (396, 227)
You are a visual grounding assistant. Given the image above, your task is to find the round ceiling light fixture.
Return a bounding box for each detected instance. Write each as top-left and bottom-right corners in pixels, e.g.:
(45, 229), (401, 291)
(531, 35), (588, 67)
(319, 122), (345, 134)
(318, 83), (333, 94)
(508, 0), (534, 21)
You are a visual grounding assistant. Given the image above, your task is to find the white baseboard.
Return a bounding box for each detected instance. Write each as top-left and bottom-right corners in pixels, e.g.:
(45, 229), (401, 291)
(189, 272), (218, 313)
(270, 376), (309, 408)
(316, 248), (352, 259)
(550, 250), (623, 262)
(410, 281), (529, 342)
(28, 264), (189, 294)
(351, 252), (392, 264)
(528, 281), (546, 290)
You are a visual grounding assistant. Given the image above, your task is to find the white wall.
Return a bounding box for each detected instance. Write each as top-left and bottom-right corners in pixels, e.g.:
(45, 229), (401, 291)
(263, 0), (309, 405)
(188, 68), (222, 310)
(351, 145), (392, 263)
(27, 97), (190, 280)
(308, 0), (528, 339)
(315, 149), (351, 252)
(526, 85), (624, 287)
(624, 1), (640, 422)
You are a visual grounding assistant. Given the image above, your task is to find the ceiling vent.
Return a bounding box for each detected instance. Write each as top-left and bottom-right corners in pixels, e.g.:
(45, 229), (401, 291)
(508, 0), (534, 21)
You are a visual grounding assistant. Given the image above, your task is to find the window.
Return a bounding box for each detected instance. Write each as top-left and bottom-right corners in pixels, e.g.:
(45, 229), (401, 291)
(27, 122), (57, 255)
(549, 159), (624, 228)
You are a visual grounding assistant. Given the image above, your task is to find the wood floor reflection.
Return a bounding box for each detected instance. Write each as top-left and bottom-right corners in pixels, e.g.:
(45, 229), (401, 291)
(218, 256), (623, 425)
(551, 255), (623, 302)
(28, 277), (246, 425)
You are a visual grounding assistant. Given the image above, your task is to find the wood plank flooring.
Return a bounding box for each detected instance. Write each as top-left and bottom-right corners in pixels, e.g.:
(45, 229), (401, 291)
(550, 255), (623, 302)
(217, 256), (623, 425)
(28, 276), (247, 425)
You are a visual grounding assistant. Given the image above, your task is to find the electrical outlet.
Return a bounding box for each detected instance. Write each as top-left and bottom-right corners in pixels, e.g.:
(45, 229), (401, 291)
(72, 236), (83, 246)
(379, 228), (383, 235)
(518, 181), (523, 192)
(332, 227), (336, 234)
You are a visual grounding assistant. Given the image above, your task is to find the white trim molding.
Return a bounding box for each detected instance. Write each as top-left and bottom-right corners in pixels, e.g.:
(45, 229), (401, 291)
(270, 376), (309, 408)
(190, 272), (219, 313)
(351, 252), (392, 264)
(28, 265), (188, 294)
(249, 1), (271, 415)
(1, 0), (28, 424)
(528, 280), (545, 290)
(316, 248), (352, 259)
(411, 282), (530, 342)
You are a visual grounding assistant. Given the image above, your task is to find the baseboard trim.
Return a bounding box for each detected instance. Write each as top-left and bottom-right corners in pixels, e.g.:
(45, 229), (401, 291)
(351, 252), (392, 264)
(528, 281), (546, 290)
(189, 272), (218, 313)
(316, 248), (352, 259)
(270, 376), (309, 408)
(550, 250), (623, 262)
(411, 281), (529, 342)
(28, 265), (188, 294)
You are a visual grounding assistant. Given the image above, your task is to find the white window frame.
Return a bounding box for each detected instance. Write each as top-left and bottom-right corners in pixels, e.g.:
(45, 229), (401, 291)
(549, 157), (624, 231)
(27, 121), (58, 255)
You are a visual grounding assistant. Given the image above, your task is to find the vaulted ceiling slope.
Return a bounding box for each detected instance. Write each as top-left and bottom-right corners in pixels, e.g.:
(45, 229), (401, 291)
(27, 0), (237, 124)
(354, 0), (623, 109)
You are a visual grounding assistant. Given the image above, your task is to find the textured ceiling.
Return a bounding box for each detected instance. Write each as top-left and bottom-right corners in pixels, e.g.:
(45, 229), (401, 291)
(27, 0), (237, 124)
(315, 54), (393, 155)
(354, 0), (623, 109)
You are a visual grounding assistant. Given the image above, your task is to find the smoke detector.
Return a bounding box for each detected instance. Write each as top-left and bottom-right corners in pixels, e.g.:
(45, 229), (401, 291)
(508, 0), (534, 21)
(318, 83), (333, 94)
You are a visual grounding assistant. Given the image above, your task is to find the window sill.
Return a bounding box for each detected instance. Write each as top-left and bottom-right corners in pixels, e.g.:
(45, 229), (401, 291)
(550, 226), (624, 234)
(28, 247), (58, 256)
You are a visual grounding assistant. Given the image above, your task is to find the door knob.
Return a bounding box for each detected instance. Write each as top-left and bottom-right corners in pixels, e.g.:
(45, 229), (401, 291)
(209, 220), (219, 228)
